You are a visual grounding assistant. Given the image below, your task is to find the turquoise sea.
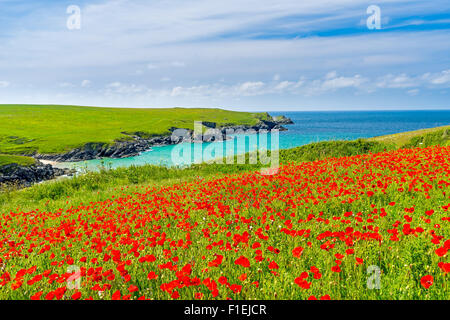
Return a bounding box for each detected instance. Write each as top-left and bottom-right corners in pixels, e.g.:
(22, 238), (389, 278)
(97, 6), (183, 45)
(63, 110), (450, 170)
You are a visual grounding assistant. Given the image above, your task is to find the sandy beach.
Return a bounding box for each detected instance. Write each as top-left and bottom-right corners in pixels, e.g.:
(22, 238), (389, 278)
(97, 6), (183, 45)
(39, 159), (61, 167)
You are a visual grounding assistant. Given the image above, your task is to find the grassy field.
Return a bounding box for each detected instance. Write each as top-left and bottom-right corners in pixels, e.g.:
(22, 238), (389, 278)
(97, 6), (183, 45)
(0, 105), (269, 155)
(0, 127), (449, 300)
(370, 125), (450, 147)
(0, 154), (36, 168)
(0, 141), (448, 300)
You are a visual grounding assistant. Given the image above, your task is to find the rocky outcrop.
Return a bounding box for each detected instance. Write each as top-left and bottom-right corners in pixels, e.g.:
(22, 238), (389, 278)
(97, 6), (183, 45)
(272, 115), (294, 125)
(31, 114), (294, 163)
(0, 161), (74, 188)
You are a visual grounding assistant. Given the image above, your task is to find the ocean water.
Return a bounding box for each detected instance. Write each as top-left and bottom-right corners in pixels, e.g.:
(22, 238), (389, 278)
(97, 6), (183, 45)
(63, 110), (450, 170)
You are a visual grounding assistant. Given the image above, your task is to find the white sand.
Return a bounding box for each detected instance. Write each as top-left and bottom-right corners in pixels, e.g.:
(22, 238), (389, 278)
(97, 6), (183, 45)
(39, 159), (60, 166)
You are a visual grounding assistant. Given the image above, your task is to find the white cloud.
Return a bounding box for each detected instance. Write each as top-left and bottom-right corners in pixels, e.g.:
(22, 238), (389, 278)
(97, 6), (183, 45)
(105, 82), (146, 94)
(0, 81), (10, 88)
(170, 61), (186, 68)
(97, 68), (450, 103)
(237, 81), (265, 95)
(59, 82), (75, 88)
(0, 0), (449, 108)
(427, 70), (450, 85)
(376, 74), (419, 88)
(322, 74), (366, 90)
(377, 70), (450, 89)
(81, 80), (91, 87)
(273, 81), (293, 91)
(325, 71), (337, 80)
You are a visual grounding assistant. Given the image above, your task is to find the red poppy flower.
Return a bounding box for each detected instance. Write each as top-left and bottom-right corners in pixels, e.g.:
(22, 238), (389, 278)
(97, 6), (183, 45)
(30, 291), (43, 300)
(420, 275), (433, 289)
(292, 246), (304, 258)
(331, 265), (341, 273)
(230, 284), (242, 294)
(194, 292), (203, 300)
(435, 247), (447, 257)
(72, 291), (82, 300)
(438, 262), (450, 273)
(208, 255), (224, 267)
(234, 256), (250, 268)
(147, 271), (158, 280)
(112, 290), (121, 300)
(294, 277), (311, 289)
(218, 276), (228, 285)
(239, 273), (247, 281)
(128, 285), (139, 293)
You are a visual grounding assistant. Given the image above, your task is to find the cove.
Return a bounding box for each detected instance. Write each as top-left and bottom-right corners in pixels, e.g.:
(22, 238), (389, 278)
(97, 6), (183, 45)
(60, 110), (450, 171)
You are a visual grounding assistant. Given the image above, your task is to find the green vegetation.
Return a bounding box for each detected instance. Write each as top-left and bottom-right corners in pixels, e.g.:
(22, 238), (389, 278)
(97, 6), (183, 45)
(1, 123), (449, 301)
(1, 142), (448, 300)
(370, 125), (450, 147)
(279, 139), (390, 163)
(403, 127), (450, 148)
(0, 105), (269, 155)
(0, 154), (36, 168)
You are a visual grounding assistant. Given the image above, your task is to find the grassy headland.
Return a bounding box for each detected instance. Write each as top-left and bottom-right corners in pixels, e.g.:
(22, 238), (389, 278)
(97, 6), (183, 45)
(0, 105), (269, 155)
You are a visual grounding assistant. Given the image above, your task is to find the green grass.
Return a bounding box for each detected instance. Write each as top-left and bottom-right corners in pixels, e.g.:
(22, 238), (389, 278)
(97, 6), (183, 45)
(0, 105), (269, 155)
(0, 154), (36, 168)
(278, 139), (391, 163)
(370, 125), (450, 147)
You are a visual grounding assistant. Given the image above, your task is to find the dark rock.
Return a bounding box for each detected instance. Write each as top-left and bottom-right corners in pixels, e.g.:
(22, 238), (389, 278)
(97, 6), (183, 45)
(0, 161), (74, 188)
(272, 115), (294, 125)
(202, 121), (217, 129)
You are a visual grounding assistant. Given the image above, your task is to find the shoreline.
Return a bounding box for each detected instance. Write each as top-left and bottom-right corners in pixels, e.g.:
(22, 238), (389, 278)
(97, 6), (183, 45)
(31, 115), (293, 163)
(0, 118), (293, 188)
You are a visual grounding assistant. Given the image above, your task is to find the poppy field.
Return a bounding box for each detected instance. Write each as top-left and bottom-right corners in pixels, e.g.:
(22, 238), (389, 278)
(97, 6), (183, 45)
(0, 145), (448, 300)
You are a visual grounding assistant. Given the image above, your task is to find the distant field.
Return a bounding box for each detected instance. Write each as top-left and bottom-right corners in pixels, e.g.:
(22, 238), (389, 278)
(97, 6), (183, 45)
(0, 105), (269, 155)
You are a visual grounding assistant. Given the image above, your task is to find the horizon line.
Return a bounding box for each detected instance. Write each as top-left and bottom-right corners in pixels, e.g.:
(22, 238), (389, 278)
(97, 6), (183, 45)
(1, 103), (450, 113)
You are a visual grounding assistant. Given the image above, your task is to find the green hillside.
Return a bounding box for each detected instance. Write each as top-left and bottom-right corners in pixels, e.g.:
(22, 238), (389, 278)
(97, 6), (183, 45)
(370, 125), (450, 147)
(0, 154), (36, 168)
(0, 105), (269, 155)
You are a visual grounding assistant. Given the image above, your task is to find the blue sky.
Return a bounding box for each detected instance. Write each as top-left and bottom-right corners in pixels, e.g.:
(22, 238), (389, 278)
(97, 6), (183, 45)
(0, 0), (449, 111)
